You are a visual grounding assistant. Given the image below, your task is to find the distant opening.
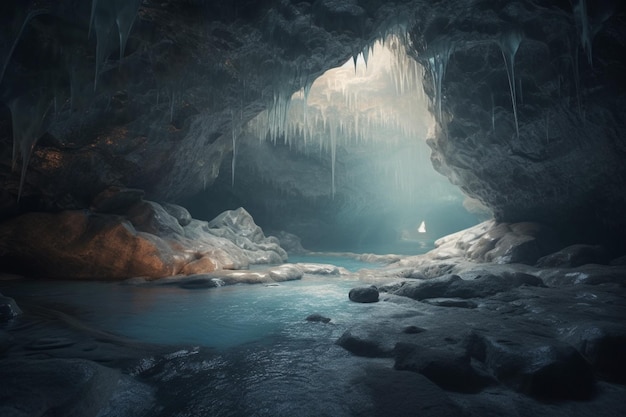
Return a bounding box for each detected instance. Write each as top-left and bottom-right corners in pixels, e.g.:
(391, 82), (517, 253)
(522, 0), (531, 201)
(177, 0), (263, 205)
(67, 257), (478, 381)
(196, 33), (483, 254)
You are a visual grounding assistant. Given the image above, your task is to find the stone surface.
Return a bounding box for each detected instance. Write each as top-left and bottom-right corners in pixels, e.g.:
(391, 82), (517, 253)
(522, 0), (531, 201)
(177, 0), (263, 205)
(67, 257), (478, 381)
(305, 313), (331, 324)
(0, 201), (287, 279)
(349, 286), (380, 303)
(0, 293), (22, 321)
(0, 0), (624, 252)
(0, 358), (120, 417)
(536, 244), (609, 268)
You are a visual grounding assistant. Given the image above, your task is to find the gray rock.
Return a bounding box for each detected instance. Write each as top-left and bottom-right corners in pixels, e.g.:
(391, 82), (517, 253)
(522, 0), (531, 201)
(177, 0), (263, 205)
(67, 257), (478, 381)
(394, 342), (495, 393)
(336, 330), (391, 358)
(349, 286), (379, 303)
(355, 366), (467, 417)
(536, 244), (609, 268)
(90, 187), (145, 214)
(0, 294), (22, 321)
(161, 202), (192, 226)
(0, 358), (120, 417)
(305, 313), (331, 323)
(464, 332), (595, 400)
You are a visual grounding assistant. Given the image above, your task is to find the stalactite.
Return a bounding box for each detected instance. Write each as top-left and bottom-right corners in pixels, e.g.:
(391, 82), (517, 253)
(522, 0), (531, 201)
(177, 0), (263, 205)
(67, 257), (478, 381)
(8, 91), (54, 201)
(498, 29), (524, 138)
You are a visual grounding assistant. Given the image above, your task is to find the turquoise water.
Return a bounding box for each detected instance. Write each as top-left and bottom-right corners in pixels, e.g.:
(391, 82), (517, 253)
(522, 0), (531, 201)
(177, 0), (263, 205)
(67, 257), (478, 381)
(288, 254), (379, 271)
(2, 276), (372, 350)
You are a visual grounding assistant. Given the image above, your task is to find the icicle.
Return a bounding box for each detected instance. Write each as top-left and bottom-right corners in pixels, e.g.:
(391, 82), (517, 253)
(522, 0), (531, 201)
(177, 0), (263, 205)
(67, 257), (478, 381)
(498, 29), (524, 138)
(423, 38), (454, 124)
(93, 1), (116, 90)
(114, 0), (141, 60)
(231, 111), (237, 187)
(8, 91), (53, 201)
(0, 7), (49, 86)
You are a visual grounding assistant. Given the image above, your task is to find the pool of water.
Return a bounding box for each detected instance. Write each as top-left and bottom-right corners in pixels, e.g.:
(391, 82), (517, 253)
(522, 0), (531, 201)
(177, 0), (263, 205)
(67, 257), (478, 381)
(287, 254), (379, 272)
(2, 276), (374, 350)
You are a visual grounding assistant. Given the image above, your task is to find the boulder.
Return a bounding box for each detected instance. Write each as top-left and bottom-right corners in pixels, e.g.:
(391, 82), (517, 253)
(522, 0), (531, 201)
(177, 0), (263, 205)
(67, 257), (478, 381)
(394, 343), (494, 393)
(336, 330), (391, 358)
(161, 202), (192, 226)
(392, 272), (543, 301)
(349, 286), (379, 303)
(536, 244), (609, 268)
(90, 187), (145, 214)
(463, 332), (595, 400)
(0, 293), (22, 321)
(305, 313), (331, 323)
(0, 358), (120, 417)
(268, 264), (303, 282)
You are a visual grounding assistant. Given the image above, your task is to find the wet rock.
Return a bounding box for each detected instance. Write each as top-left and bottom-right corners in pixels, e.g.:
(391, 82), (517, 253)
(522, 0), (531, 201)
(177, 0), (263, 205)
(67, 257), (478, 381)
(0, 294), (22, 321)
(356, 366), (467, 417)
(268, 264), (303, 282)
(0, 330), (12, 354)
(394, 343), (494, 393)
(392, 272), (543, 301)
(561, 323), (626, 384)
(403, 325), (426, 334)
(464, 332), (595, 400)
(25, 337), (76, 350)
(349, 286), (379, 303)
(538, 265), (626, 286)
(0, 358), (120, 417)
(306, 313), (331, 323)
(336, 330), (390, 358)
(421, 298), (478, 309)
(536, 244), (609, 268)
(296, 263), (343, 275)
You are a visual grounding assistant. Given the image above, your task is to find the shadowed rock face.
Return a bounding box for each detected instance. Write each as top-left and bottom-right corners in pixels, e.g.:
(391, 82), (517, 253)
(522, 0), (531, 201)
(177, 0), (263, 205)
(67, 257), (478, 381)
(0, 0), (625, 246)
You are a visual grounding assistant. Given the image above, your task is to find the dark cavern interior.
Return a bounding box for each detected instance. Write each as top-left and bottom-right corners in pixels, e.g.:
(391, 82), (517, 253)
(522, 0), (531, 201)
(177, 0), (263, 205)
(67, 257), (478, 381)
(1, 0), (626, 416)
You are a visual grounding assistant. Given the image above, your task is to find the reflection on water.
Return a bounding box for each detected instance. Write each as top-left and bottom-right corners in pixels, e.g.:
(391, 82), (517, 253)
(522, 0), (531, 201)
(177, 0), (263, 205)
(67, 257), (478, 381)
(1, 270), (400, 416)
(2, 276), (372, 350)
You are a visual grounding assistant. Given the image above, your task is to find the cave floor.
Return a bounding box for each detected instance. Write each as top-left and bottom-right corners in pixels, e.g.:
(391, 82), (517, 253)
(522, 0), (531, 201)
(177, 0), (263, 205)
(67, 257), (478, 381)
(1, 261), (626, 417)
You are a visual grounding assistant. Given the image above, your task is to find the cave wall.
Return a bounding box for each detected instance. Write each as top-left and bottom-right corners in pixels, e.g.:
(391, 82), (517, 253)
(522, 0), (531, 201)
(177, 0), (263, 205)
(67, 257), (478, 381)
(1, 0), (625, 247)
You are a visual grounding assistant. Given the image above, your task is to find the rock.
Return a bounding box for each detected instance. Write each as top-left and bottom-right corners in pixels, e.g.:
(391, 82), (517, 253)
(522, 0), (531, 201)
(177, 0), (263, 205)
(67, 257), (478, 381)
(305, 314), (331, 323)
(349, 286), (379, 303)
(536, 244), (609, 268)
(464, 332), (595, 400)
(561, 323), (626, 384)
(90, 186), (145, 214)
(421, 298), (478, 309)
(161, 202), (192, 226)
(0, 358), (120, 417)
(295, 263), (342, 275)
(537, 264), (626, 286)
(126, 201), (185, 237)
(0, 330), (12, 354)
(207, 207), (288, 264)
(0, 294), (22, 321)
(336, 330), (391, 358)
(25, 337), (76, 350)
(180, 256), (217, 275)
(403, 325), (426, 334)
(392, 272), (543, 301)
(0, 211), (181, 279)
(273, 230), (307, 254)
(268, 264), (303, 282)
(394, 342), (494, 393)
(355, 366), (467, 417)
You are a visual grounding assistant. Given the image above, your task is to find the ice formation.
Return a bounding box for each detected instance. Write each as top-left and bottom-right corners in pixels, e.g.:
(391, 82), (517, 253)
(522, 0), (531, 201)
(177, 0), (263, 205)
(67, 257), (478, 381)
(245, 33), (434, 196)
(90, 0), (141, 90)
(0, 7), (50, 86)
(422, 38), (455, 125)
(8, 91), (54, 200)
(498, 29), (524, 138)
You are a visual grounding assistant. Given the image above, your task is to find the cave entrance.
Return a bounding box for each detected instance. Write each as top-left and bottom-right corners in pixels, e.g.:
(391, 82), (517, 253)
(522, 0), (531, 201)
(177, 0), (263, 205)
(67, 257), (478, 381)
(217, 34), (482, 254)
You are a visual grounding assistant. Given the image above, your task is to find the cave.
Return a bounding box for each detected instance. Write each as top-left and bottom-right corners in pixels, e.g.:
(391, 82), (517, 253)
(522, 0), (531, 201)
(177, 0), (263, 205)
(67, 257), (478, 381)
(1, 1), (625, 416)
